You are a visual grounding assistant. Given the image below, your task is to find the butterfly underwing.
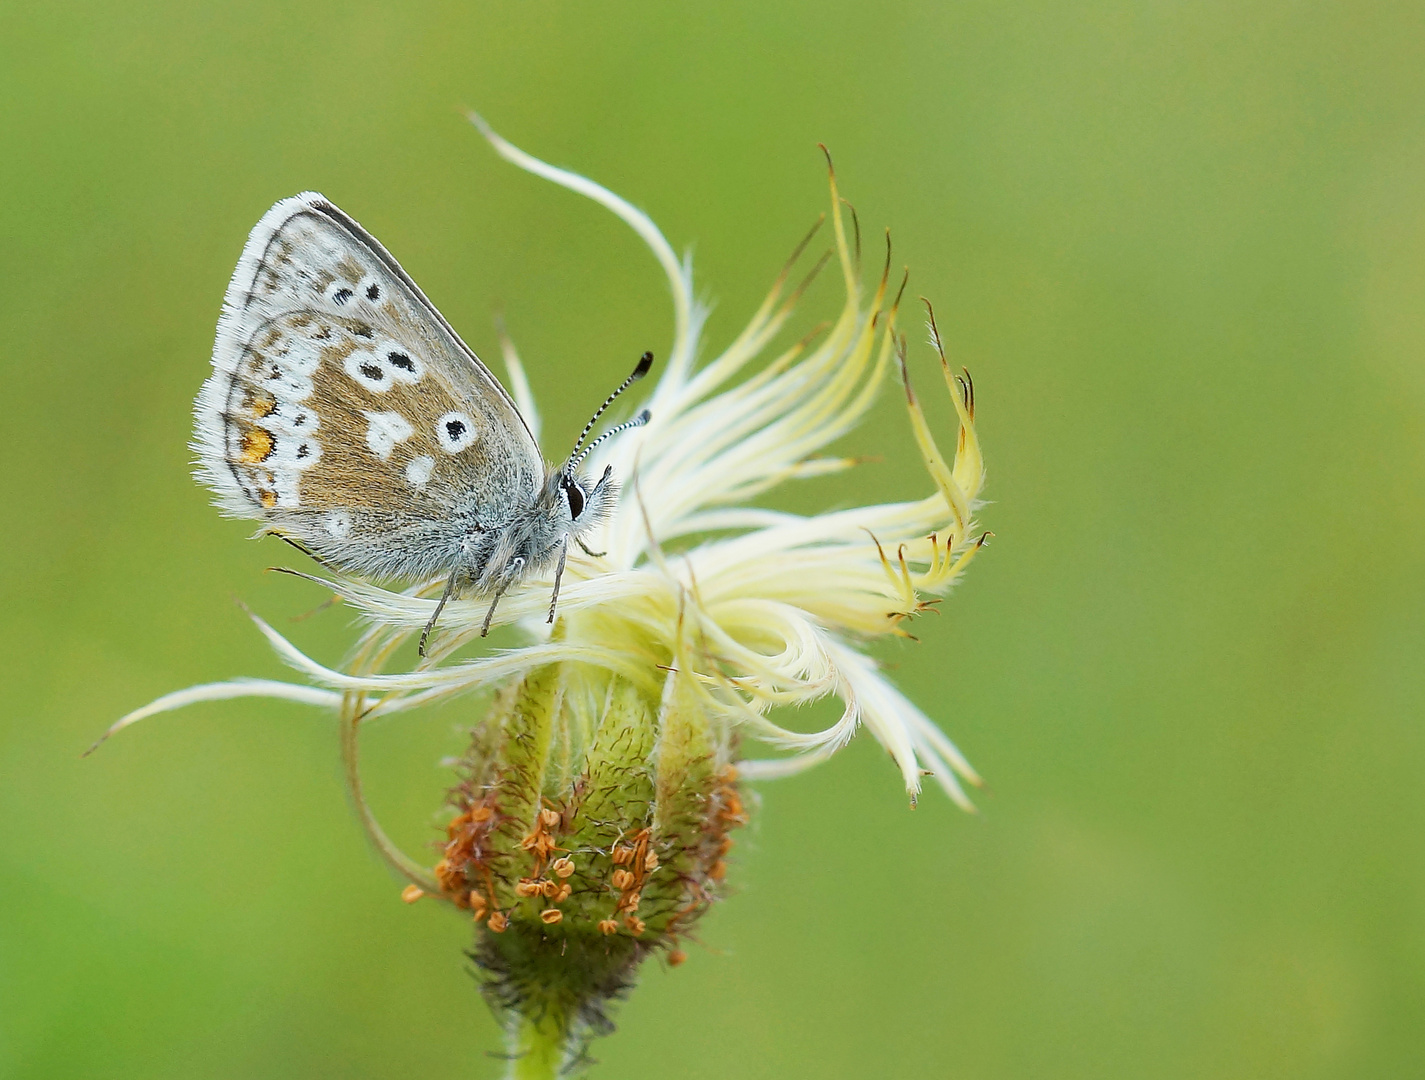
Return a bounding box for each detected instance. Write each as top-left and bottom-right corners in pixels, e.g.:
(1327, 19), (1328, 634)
(192, 193), (648, 638)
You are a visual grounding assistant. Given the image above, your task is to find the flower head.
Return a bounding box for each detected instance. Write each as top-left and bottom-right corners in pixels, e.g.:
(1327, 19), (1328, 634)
(102, 120), (990, 1074)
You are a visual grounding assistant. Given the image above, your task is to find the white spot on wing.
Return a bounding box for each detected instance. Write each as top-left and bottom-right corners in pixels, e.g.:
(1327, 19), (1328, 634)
(261, 365), (312, 402)
(381, 345), (423, 384)
(364, 410), (414, 461)
(325, 511), (352, 539)
(260, 435), (322, 510)
(272, 470), (301, 508)
(404, 455), (435, 488)
(436, 411), (477, 454)
(269, 437), (321, 470)
(262, 403), (318, 437)
(345, 350), (392, 392)
(272, 336), (321, 376)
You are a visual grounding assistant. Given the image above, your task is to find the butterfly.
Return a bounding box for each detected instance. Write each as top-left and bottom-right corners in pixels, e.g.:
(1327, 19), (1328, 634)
(192, 192), (651, 652)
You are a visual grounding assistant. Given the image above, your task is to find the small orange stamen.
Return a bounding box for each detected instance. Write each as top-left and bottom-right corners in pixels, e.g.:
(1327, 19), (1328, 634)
(551, 857), (575, 878)
(540, 908), (563, 925)
(435, 859), (466, 893)
(598, 919), (619, 935)
(521, 832), (556, 859)
(487, 911), (507, 933)
(400, 884), (424, 903)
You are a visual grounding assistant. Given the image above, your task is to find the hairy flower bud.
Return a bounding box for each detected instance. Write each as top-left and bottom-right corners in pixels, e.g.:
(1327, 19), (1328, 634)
(427, 650), (743, 1054)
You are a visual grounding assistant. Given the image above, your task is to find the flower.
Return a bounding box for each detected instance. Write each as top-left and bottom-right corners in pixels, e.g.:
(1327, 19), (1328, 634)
(100, 119), (990, 1075)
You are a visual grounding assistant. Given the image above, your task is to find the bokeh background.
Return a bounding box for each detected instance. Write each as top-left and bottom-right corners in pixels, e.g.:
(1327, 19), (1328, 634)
(4, 2), (1424, 1077)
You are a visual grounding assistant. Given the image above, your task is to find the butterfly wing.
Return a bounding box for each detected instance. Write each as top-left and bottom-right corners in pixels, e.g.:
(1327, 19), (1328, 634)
(193, 192), (545, 581)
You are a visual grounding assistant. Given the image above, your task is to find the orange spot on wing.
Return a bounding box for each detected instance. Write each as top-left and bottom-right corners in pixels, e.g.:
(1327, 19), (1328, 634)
(240, 428), (275, 463)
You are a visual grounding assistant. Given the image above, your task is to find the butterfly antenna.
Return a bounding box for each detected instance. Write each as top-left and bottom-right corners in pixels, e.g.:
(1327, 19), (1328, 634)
(569, 409), (651, 471)
(566, 351), (653, 468)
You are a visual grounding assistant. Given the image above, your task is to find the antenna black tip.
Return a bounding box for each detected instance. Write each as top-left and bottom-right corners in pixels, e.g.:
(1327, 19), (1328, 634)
(636, 408), (651, 424)
(566, 354), (655, 467)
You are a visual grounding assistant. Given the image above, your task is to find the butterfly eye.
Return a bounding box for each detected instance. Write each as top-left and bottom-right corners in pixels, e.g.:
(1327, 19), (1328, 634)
(562, 477), (586, 520)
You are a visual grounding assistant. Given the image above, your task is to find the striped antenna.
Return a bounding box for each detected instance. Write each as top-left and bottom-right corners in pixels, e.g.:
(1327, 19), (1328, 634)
(569, 409), (651, 471)
(565, 351), (653, 468)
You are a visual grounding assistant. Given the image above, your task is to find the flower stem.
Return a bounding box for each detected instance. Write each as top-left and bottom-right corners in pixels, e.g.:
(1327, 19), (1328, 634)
(339, 702), (438, 892)
(505, 1012), (571, 1080)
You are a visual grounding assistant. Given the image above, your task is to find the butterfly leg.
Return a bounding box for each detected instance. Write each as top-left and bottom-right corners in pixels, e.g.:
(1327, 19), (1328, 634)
(418, 572), (460, 658)
(480, 557), (524, 637)
(265, 530), (341, 573)
(574, 536), (606, 559)
(547, 539), (570, 624)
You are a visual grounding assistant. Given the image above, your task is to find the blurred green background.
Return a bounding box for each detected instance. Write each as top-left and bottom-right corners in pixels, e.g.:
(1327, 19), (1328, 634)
(3, 1), (1423, 1077)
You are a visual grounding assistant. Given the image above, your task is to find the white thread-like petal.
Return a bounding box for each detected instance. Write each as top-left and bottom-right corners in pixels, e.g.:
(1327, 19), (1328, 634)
(90, 679), (341, 753)
(124, 126), (991, 814)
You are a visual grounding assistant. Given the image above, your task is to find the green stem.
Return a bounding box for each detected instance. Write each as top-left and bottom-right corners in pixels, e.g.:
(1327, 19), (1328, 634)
(339, 698), (439, 892)
(505, 1012), (571, 1080)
